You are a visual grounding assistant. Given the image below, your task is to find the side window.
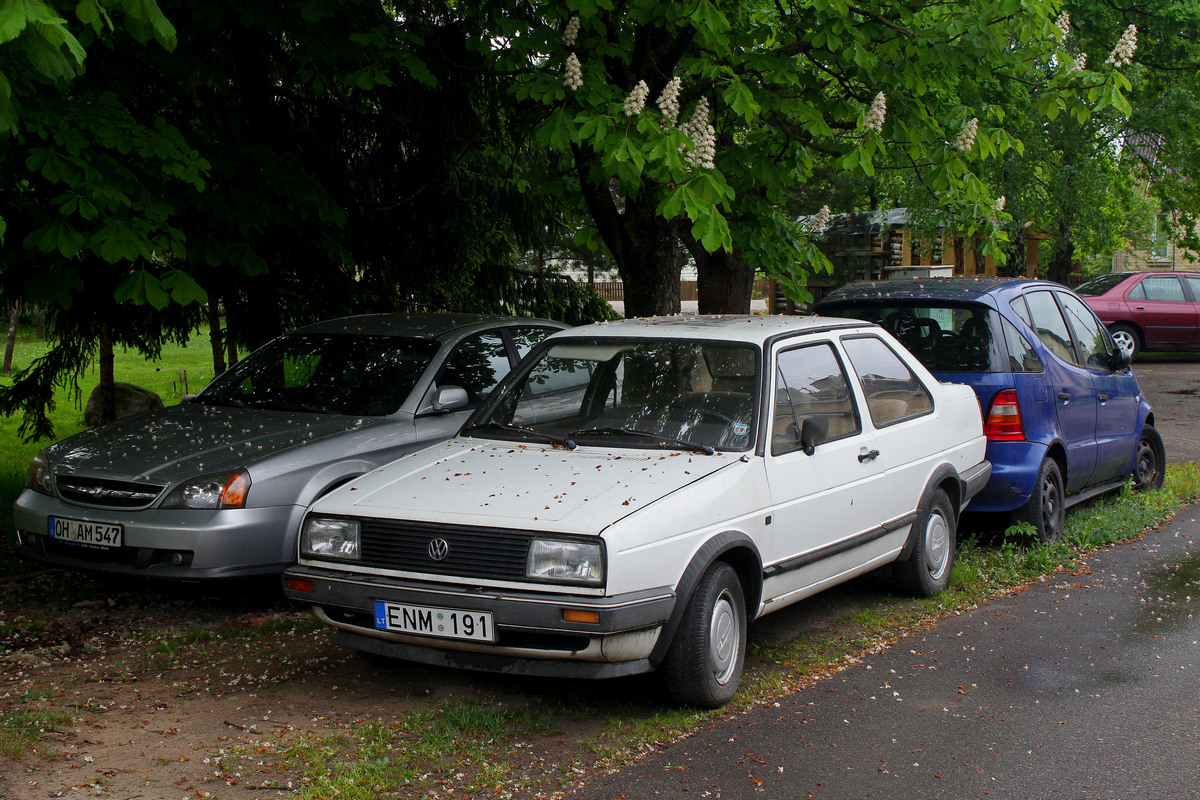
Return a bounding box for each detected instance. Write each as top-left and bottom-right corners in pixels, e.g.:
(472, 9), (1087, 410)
(1001, 317), (1043, 373)
(841, 336), (934, 427)
(772, 343), (860, 455)
(510, 326), (559, 360)
(1185, 276), (1200, 300)
(437, 331), (509, 405)
(1058, 292), (1116, 369)
(1141, 276), (1185, 302)
(1022, 290), (1078, 365)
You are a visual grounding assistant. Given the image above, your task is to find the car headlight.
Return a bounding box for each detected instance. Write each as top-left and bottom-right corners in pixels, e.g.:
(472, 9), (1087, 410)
(526, 538), (603, 585)
(300, 517), (361, 560)
(159, 470), (251, 509)
(25, 451), (53, 495)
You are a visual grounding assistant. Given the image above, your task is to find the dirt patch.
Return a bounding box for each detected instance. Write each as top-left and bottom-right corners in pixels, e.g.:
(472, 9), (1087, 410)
(0, 564), (894, 799)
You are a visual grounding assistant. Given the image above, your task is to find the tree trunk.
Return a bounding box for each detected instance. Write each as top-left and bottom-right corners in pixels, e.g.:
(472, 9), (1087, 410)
(682, 233), (754, 314)
(3, 301), (19, 375)
(1046, 220), (1074, 285)
(207, 297), (227, 377)
(96, 322), (116, 425)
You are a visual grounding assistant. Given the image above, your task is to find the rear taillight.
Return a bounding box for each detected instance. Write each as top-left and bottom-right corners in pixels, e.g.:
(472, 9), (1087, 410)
(984, 389), (1025, 441)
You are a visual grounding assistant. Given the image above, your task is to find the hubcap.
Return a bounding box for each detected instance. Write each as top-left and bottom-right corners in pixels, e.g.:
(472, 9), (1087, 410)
(924, 511), (950, 580)
(1042, 474), (1061, 537)
(709, 590), (739, 685)
(1136, 438), (1159, 485)
(1112, 330), (1136, 358)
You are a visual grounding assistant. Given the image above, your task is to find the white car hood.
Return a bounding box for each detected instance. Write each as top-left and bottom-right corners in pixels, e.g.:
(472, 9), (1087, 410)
(315, 438), (746, 535)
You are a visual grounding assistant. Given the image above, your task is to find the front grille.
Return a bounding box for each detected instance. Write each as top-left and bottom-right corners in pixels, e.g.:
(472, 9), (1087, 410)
(359, 520), (534, 581)
(56, 475), (166, 509)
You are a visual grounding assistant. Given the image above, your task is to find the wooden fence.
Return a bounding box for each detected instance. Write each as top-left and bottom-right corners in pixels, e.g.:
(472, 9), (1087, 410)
(588, 279), (773, 302)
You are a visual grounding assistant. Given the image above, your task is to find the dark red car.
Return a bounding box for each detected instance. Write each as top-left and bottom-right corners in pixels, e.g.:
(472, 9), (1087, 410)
(1076, 271), (1200, 359)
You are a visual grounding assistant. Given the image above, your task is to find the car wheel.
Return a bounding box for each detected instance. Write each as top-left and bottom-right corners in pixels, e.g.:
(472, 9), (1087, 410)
(662, 562), (746, 709)
(1109, 323), (1141, 361)
(1132, 425), (1166, 492)
(896, 488), (956, 597)
(1014, 458), (1065, 543)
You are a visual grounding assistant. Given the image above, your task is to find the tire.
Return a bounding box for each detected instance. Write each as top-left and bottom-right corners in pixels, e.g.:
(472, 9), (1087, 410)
(1109, 323), (1141, 361)
(895, 488), (956, 597)
(1131, 424), (1166, 492)
(1014, 457), (1065, 543)
(662, 562), (747, 709)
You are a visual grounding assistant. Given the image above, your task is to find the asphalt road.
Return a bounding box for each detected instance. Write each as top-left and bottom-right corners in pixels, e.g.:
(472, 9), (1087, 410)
(1131, 354), (1200, 465)
(573, 512), (1200, 800)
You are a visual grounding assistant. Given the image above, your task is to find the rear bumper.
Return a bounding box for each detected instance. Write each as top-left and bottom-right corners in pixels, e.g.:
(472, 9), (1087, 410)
(964, 440), (1048, 513)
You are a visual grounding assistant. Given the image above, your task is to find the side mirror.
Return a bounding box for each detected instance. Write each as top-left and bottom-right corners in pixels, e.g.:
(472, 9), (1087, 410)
(799, 416), (829, 456)
(431, 385), (469, 413)
(1110, 349), (1132, 371)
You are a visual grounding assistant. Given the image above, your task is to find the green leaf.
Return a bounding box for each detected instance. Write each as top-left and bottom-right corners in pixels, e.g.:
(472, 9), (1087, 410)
(161, 268), (208, 306)
(0, 0), (28, 44)
(114, 269), (171, 310)
(691, 208), (731, 253)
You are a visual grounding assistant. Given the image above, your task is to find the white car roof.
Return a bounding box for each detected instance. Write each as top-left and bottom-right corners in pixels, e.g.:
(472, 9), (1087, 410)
(556, 314), (871, 345)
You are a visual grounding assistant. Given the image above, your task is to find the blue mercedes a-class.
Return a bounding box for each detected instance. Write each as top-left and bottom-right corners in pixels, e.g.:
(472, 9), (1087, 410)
(817, 277), (1165, 542)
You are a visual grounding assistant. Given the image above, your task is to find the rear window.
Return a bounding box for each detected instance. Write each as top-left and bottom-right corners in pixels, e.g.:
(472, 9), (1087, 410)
(1075, 274), (1129, 296)
(819, 302), (1002, 373)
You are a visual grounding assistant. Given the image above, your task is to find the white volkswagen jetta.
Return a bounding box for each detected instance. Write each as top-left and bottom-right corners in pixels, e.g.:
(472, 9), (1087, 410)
(284, 315), (990, 707)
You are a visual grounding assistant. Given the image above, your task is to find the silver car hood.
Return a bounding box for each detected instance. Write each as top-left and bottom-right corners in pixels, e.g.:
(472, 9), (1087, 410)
(46, 403), (389, 484)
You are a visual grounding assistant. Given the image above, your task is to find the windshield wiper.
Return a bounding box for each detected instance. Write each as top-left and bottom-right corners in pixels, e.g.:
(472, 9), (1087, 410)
(464, 421), (577, 450)
(247, 399), (337, 414)
(569, 427), (715, 456)
(190, 394), (246, 408)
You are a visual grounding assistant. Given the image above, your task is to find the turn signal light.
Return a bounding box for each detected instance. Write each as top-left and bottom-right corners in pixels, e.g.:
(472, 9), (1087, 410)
(286, 578), (315, 593)
(562, 609), (601, 624)
(984, 389), (1025, 442)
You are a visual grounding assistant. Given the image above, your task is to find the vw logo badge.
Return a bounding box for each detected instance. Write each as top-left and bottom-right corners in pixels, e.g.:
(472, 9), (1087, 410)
(427, 538), (450, 561)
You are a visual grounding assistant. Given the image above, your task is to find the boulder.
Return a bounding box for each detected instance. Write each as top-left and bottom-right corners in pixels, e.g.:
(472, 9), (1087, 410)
(85, 382), (165, 426)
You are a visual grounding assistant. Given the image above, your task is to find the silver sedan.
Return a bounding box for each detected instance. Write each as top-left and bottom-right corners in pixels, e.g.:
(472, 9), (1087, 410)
(13, 314), (565, 580)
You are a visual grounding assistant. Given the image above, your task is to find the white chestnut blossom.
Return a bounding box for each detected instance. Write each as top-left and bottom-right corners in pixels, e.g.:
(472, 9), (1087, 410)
(994, 196), (1006, 212)
(657, 76), (682, 125)
(563, 16), (581, 47)
(809, 205), (832, 235)
(1070, 53), (1088, 72)
(863, 92), (887, 133)
(624, 80), (650, 117)
(680, 98), (716, 170)
(954, 117), (979, 152)
(563, 53), (583, 91)
(1106, 24), (1138, 67)
(1055, 11), (1071, 40)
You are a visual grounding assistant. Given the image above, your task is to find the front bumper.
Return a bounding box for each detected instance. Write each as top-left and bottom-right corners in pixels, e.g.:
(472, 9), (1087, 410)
(13, 489), (303, 580)
(284, 565), (677, 679)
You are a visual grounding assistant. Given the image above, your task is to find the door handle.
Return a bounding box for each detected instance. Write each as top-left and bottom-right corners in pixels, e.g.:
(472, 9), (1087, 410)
(1098, 392), (1109, 402)
(858, 449), (880, 463)
(1058, 391), (1072, 401)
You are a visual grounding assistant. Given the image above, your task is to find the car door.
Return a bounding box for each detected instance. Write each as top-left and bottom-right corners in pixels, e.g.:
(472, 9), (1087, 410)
(762, 340), (886, 603)
(1057, 290), (1141, 484)
(1127, 274), (1197, 347)
(838, 334), (939, 526)
(417, 329), (527, 444)
(1015, 290), (1098, 493)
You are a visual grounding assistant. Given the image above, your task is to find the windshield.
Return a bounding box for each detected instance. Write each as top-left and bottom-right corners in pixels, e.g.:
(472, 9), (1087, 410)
(467, 338), (760, 452)
(200, 333), (438, 416)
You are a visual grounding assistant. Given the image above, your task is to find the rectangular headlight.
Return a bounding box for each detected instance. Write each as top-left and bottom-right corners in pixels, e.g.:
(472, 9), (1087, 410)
(300, 517), (361, 560)
(526, 538), (603, 585)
